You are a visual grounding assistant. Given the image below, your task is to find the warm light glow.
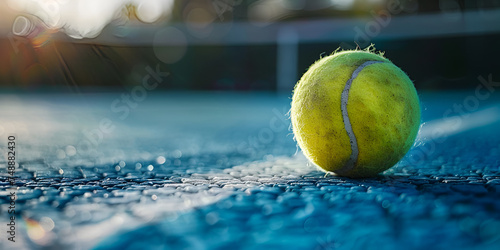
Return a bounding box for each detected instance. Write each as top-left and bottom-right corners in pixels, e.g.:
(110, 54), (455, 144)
(6, 0), (175, 39)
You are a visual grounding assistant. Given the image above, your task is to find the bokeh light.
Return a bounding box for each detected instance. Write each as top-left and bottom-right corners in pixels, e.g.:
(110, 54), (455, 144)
(7, 0), (175, 39)
(153, 27), (187, 64)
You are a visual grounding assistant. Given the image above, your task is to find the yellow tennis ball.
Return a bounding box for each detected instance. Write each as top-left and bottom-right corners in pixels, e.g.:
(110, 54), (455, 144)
(291, 49), (420, 178)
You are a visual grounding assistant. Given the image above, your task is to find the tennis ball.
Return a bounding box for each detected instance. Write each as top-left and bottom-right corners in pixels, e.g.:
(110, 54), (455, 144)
(291, 49), (420, 178)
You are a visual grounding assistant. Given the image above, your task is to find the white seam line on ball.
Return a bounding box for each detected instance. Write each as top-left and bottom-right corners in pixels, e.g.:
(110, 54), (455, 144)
(336, 60), (384, 175)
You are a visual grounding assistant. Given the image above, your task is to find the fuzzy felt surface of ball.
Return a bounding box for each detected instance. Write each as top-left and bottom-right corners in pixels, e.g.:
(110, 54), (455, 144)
(291, 49), (421, 178)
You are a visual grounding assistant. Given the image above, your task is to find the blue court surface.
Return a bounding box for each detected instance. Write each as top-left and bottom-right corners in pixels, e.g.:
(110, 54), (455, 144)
(1, 91), (499, 250)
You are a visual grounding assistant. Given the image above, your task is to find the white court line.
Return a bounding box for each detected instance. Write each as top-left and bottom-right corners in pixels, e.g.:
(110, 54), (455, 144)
(417, 105), (500, 142)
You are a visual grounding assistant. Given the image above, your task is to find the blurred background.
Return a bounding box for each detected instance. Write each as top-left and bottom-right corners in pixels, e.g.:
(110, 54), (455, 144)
(1, 2), (500, 249)
(0, 0), (499, 92)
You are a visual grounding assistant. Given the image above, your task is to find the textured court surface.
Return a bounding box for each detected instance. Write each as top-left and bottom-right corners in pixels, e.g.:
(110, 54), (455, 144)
(0, 92), (500, 250)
